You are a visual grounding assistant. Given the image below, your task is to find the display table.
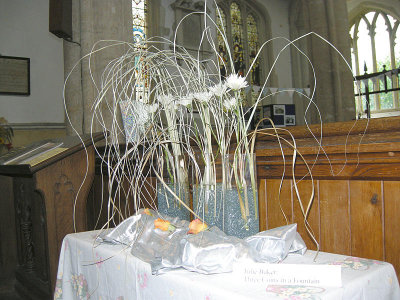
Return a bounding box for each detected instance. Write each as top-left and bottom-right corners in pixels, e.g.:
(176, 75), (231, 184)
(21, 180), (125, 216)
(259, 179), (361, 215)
(55, 230), (400, 300)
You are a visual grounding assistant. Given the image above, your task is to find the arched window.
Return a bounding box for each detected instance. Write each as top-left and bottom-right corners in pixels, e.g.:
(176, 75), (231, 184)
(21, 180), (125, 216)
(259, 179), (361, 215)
(216, 1), (264, 105)
(350, 10), (400, 116)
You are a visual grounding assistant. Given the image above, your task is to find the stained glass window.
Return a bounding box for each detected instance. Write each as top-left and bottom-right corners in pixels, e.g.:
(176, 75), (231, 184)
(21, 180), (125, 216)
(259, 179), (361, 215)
(132, 0), (148, 101)
(216, 6), (228, 79)
(247, 14), (260, 86)
(132, 0), (147, 47)
(230, 2), (245, 77)
(218, 1), (262, 106)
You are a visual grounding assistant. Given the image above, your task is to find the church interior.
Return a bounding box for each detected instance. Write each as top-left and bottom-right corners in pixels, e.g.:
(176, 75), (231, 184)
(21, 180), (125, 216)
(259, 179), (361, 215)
(1, 0), (400, 299)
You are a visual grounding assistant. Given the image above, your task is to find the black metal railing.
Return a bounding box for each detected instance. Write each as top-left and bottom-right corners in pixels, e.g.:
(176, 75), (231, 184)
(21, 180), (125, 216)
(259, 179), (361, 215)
(354, 65), (400, 118)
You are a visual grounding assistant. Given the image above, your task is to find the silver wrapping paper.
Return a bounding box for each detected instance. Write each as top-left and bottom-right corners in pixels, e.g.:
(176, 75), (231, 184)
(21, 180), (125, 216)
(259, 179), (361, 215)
(289, 232), (307, 255)
(100, 210), (307, 275)
(101, 209), (158, 245)
(101, 213), (147, 246)
(179, 226), (256, 274)
(245, 224), (298, 263)
(132, 217), (190, 272)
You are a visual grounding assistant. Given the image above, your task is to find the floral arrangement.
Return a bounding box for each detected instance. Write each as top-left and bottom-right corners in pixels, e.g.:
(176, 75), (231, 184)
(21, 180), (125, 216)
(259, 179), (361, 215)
(99, 43), (261, 231)
(0, 117), (13, 153)
(64, 0), (349, 244)
(79, 33), (263, 229)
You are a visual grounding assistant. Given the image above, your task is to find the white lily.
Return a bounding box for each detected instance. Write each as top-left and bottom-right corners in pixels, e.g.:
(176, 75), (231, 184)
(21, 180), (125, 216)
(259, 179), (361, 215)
(225, 74), (248, 90)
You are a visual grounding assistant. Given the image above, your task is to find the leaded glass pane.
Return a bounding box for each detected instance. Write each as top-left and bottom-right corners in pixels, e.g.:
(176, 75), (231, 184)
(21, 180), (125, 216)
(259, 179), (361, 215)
(247, 14), (260, 86)
(380, 77), (394, 109)
(216, 6), (228, 79)
(132, 0), (148, 101)
(350, 24), (358, 75)
(375, 13), (391, 70)
(357, 18), (373, 73)
(134, 54), (149, 101)
(132, 0), (147, 47)
(351, 49), (357, 75)
(230, 2), (245, 76)
(361, 81), (376, 111)
(395, 24), (400, 67)
(365, 11), (375, 23)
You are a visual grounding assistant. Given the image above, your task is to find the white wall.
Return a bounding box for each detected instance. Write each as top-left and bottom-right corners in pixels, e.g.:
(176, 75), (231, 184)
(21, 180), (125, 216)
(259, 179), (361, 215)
(0, 0), (65, 124)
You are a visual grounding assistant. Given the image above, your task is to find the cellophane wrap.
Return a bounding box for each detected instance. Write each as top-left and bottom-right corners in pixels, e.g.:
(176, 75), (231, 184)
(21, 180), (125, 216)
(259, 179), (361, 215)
(100, 209), (307, 275)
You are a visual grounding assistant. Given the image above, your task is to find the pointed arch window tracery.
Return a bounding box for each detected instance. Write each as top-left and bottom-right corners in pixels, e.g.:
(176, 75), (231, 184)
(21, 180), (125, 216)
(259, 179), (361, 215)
(350, 10), (400, 115)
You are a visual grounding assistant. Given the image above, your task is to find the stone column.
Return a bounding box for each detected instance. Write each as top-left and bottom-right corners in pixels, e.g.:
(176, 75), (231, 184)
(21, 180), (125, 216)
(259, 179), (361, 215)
(64, 0), (132, 135)
(63, 0), (84, 135)
(325, 0), (355, 122)
(290, 0), (355, 124)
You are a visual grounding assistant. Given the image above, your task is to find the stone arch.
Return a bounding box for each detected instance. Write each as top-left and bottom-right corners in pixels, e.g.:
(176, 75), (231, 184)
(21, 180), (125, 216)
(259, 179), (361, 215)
(348, 1), (400, 25)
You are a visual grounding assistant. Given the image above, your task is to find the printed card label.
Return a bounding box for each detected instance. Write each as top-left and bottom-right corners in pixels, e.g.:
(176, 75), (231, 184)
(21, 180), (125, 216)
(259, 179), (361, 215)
(233, 263), (342, 287)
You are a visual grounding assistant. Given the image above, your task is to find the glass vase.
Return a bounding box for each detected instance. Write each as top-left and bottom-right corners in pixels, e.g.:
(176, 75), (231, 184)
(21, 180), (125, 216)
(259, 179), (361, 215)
(157, 180), (190, 221)
(193, 153), (259, 238)
(192, 183), (224, 228)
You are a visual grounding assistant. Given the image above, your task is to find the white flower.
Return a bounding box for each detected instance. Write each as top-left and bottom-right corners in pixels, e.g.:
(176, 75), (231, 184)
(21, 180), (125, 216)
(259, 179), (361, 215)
(147, 103), (158, 114)
(194, 91), (213, 103)
(209, 82), (227, 97)
(177, 96), (192, 107)
(157, 94), (174, 107)
(223, 97), (237, 110)
(225, 74), (248, 90)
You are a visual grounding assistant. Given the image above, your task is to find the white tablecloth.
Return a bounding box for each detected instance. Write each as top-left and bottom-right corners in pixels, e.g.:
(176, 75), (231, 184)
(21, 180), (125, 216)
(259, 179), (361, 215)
(54, 230), (400, 300)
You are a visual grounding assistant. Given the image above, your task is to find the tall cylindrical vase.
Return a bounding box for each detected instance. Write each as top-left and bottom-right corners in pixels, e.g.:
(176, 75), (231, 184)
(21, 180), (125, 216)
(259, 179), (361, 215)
(224, 153), (258, 238)
(157, 181), (190, 221)
(193, 183), (224, 228)
(223, 186), (258, 239)
(193, 153), (258, 238)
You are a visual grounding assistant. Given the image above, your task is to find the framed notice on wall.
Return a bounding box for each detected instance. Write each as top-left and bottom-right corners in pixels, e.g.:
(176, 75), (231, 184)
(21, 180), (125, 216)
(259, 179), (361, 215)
(0, 56), (30, 95)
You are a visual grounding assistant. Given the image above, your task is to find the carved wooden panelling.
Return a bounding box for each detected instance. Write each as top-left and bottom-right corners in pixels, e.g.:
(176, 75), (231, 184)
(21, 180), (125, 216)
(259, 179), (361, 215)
(0, 134), (102, 299)
(53, 173), (75, 255)
(13, 177), (50, 299)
